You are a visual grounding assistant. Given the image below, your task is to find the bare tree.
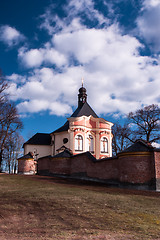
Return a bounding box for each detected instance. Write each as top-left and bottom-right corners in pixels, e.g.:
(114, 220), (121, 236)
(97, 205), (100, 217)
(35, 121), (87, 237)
(0, 101), (23, 170)
(128, 104), (160, 143)
(112, 104), (160, 154)
(112, 123), (131, 155)
(0, 71), (23, 171)
(0, 70), (8, 104)
(4, 133), (24, 174)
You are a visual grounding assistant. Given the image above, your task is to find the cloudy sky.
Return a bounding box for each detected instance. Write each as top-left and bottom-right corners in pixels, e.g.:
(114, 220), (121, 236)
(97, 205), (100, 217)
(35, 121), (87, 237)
(1, 0), (160, 140)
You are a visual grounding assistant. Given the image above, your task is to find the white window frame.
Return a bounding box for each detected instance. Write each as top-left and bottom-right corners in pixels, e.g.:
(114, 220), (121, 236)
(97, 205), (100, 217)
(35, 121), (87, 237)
(101, 136), (108, 153)
(87, 134), (94, 153)
(75, 134), (83, 151)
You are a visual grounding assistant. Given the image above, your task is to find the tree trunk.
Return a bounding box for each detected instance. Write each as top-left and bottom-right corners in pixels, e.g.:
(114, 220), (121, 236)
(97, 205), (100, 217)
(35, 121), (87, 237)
(0, 151), (3, 172)
(147, 131), (151, 142)
(14, 164), (17, 174)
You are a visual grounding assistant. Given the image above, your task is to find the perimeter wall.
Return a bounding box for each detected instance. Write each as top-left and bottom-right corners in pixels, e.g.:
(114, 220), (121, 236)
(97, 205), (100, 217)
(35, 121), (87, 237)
(38, 151), (159, 190)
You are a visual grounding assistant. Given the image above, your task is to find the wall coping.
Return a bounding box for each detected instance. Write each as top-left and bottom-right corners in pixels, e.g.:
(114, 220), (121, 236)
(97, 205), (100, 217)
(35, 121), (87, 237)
(118, 151), (152, 158)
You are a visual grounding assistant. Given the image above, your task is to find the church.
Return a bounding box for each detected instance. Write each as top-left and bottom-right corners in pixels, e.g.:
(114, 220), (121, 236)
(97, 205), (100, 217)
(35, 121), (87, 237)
(18, 83), (160, 191)
(21, 83), (113, 168)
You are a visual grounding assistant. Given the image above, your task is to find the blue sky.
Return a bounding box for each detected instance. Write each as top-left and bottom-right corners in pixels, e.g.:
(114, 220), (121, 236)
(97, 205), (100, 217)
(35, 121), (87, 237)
(0, 0), (160, 140)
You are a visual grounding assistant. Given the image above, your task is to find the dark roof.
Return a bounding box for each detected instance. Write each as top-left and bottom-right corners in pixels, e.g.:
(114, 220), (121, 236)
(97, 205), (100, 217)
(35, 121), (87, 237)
(23, 133), (51, 146)
(53, 149), (73, 158)
(38, 155), (52, 160)
(71, 151), (97, 162)
(53, 102), (98, 134)
(56, 145), (72, 152)
(119, 139), (154, 154)
(18, 152), (34, 160)
(52, 121), (69, 134)
(71, 102), (98, 118)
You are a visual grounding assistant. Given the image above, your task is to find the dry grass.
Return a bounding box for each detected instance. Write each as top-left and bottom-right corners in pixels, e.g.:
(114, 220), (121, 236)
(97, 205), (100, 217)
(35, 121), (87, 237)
(0, 174), (160, 240)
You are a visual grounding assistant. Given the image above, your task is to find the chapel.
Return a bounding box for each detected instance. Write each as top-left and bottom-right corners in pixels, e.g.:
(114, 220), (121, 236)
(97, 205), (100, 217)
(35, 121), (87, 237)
(22, 83), (113, 163)
(18, 85), (160, 191)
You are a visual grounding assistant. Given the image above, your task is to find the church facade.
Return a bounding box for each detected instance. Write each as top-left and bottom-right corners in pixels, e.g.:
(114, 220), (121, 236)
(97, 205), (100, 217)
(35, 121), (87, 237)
(51, 85), (113, 159)
(18, 85), (160, 191)
(20, 85), (113, 174)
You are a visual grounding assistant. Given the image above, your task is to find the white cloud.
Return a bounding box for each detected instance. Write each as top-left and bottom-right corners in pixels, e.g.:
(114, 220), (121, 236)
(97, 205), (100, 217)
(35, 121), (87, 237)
(17, 100), (49, 113)
(18, 46), (67, 68)
(7, 73), (26, 83)
(66, 0), (109, 26)
(17, 99), (72, 116)
(143, 0), (160, 8)
(40, 0), (109, 35)
(49, 102), (73, 116)
(18, 48), (44, 68)
(137, 0), (160, 51)
(43, 47), (67, 67)
(53, 28), (107, 64)
(0, 25), (25, 47)
(6, 0), (160, 118)
(9, 24), (160, 117)
(8, 67), (79, 116)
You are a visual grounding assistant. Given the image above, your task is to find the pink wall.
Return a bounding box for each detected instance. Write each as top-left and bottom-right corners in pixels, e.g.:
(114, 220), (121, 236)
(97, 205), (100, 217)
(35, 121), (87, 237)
(154, 151), (160, 179)
(74, 120), (85, 126)
(99, 123), (109, 129)
(73, 119), (96, 128)
(154, 151), (160, 191)
(18, 159), (36, 174)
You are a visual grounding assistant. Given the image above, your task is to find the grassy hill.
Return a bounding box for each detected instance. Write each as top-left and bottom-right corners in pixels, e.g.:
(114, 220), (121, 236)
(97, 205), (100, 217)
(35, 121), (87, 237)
(0, 174), (160, 240)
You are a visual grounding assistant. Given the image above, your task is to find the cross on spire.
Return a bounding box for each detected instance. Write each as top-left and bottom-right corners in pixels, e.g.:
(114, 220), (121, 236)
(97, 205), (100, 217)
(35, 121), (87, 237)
(81, 77), (84, 87)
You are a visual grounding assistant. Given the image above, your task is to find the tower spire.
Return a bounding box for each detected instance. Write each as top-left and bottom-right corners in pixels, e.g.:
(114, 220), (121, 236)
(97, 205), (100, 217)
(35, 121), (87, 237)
(78, 79), (87, 108)
(81, 77), (84, 87)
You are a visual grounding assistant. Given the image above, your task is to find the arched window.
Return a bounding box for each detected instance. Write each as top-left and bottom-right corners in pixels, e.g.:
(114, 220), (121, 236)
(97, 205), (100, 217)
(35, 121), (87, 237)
(75, 135), (83, 151)
(87, 135), (94, 153)
(101, 137), (108, 153)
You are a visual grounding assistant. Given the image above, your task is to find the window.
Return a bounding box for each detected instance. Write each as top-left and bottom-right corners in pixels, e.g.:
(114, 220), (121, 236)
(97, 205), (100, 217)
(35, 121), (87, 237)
(87, 135), (94, 153)
(63, 138), (68, 144)
(101, 137), (108, 153)
(75, 135), (83, 151)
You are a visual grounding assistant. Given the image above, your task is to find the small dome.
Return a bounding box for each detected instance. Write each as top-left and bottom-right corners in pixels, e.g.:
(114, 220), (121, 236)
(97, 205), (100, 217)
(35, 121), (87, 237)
(79, 87), (86, 93)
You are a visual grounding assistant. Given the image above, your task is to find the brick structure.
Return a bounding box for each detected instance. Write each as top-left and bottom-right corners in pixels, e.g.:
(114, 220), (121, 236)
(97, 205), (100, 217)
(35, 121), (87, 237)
(117, 140), (156, 187)
(37, 140), (160, 191)
(18, 152), (36, 175)
(154, 151), (160, 190)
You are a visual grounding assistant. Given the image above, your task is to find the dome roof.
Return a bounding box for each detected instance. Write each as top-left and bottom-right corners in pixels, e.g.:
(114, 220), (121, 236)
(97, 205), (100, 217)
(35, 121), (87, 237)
(79, 87), (86, 93)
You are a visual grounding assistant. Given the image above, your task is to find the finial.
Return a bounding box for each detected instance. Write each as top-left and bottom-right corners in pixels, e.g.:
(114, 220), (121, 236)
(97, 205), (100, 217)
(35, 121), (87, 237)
(81, 77), (84, 87)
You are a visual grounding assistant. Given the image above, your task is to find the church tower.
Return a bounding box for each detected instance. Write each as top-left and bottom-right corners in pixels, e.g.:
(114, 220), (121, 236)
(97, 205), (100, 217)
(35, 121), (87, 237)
(78, 82), (87, 108)
(51, 83), (113, 158)
(22, 82), (113, 163)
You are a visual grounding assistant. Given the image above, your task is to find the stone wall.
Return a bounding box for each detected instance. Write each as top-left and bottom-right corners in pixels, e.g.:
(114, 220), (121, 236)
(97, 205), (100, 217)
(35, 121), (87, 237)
(38, 156), (50, 175)
(18, 159), (36, 175)
(19, 139), (160, 191)
(70, 154), (118, 181)
(118, 153), (155, 184)
(50, 157), (71, 175)
(37, 150), (157, 190)
(154, 151), (160, 191)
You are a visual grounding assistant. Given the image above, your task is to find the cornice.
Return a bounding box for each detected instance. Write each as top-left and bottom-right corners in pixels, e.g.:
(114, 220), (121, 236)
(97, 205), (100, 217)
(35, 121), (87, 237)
(118, 151), (152, 158)
(18, 158), (34, 161)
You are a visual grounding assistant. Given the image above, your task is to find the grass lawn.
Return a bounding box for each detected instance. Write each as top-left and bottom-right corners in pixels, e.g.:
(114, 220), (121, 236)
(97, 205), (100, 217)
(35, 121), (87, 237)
(0, 174), (160, 240)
